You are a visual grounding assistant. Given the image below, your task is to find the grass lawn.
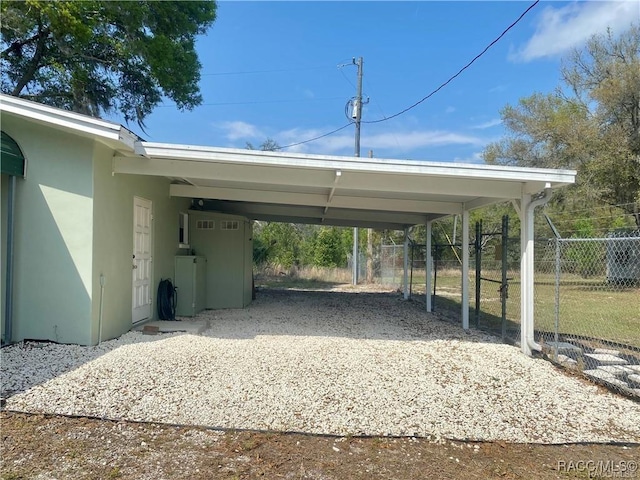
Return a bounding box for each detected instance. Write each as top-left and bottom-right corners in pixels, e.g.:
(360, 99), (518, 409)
(415, 269), (640, 348)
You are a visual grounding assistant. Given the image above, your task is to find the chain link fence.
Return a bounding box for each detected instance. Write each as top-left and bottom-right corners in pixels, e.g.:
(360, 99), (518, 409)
(376, 221), (640, 398)
(379, 244), (405, 288)
(534, 231), (640, 398)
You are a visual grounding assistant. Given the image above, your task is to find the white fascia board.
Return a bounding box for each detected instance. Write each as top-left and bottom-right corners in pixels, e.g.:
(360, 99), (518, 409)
(170, 184), (462, 215)
(0, 94), (136, 151)
(139, 142), (576, 185)
(114, 156), (526, 199)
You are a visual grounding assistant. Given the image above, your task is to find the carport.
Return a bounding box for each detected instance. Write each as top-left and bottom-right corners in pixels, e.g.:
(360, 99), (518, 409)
(114, 144), (576, 356)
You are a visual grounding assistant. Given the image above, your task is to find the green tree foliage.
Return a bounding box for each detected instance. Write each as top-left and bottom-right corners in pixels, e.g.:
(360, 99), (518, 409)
(1, 0), (216, 126)
(310, 227), (351, 268)
(484, 24), (640, 228)
(253, 223), (360, 269)
(254, 222), (302, 269)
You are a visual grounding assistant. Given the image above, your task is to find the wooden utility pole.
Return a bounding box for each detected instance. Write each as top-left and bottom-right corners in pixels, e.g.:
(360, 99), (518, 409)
(352, 57), (363, 285)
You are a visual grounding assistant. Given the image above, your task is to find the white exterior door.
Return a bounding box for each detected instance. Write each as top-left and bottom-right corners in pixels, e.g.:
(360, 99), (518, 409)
(132, 197), (152, 323)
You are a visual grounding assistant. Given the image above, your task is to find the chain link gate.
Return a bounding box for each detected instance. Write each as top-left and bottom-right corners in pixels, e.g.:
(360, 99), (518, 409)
(474, 215), (522, 344)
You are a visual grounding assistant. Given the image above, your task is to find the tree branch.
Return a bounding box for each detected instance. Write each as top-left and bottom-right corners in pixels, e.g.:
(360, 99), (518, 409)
(10, 24), (50, 96)
(0, 29), (48, 59)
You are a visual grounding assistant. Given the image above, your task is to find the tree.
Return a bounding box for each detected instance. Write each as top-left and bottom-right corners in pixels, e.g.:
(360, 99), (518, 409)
(484, 24), (640, 228)
(246, 138), (280, 151)
(254, 222), (302, 269)
(1, 0), (216, 126)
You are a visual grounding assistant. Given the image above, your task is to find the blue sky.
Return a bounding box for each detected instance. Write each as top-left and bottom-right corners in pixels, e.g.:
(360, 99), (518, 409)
(110, 0), (639, 163)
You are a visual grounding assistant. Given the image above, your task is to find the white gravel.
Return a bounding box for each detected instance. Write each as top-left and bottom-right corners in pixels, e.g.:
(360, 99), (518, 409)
(2, 289), (640, 444)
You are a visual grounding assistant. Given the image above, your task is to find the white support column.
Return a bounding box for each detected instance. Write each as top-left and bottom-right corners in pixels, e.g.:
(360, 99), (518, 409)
(352, 227), (358, 285)
(520, 193), (533, 356)
(425, 220), (433, 312)
(403, 227), (409, 300)
(461, 210), (470, 330)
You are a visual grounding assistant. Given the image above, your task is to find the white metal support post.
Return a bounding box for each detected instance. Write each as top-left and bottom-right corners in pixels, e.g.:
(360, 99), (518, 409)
(403, 227), (409, 300)
(461, 210), (470, 330)
(426, 221), (432, 312)
(352, 227), (359, 285)
(520, 193), (533, 356)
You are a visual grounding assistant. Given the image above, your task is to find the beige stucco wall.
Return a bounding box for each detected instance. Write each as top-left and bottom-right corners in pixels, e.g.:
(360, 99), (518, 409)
(189, 211), (253, 309)
(2, 117), (94, 344)
(91, 142), (191, 344)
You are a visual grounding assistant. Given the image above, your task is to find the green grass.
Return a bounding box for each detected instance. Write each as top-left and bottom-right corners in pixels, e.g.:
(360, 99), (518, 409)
(419, 269), (640, 347)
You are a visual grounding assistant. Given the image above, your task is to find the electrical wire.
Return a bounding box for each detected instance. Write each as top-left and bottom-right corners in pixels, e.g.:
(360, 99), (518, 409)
(277, 0), (539, 149)
(364, 78), (401, 152)
(200, 65), (334, 76)
(276, 122), (354, 150)
(363, 0), (540, 124)
(156, 97), (344, 108)
(338, 65), (357, 90)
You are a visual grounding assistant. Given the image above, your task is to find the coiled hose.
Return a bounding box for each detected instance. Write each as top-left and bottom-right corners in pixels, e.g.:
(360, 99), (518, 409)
(157, 278), (177, 320)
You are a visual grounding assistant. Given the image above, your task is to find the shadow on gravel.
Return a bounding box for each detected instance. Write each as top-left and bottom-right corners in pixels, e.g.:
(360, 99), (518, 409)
(196, 288), (493, 343)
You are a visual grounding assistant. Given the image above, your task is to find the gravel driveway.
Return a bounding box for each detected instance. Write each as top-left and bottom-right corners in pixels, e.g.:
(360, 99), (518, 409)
(2, 289), (639, 443)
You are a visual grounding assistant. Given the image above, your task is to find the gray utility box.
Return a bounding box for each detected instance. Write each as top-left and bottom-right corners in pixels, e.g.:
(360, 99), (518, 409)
(174, 256), (207, 317)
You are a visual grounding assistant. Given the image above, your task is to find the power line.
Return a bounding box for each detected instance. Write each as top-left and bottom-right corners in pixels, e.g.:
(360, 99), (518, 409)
(277, 122), (354, 150)
(200, 65), (333, 76)
(157, 96), (344, 108)
(278, 0), (539, 150)
(363, 0), (540, 124)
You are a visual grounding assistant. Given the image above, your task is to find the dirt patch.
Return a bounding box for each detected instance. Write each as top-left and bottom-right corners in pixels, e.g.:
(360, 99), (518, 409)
(1, 412), (638, 479)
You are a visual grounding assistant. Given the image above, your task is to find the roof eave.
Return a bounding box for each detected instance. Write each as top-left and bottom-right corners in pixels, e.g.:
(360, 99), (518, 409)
(0, 94), (137, 152)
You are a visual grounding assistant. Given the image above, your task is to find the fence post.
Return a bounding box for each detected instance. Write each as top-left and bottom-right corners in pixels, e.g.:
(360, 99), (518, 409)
(409, 242), (414, 299)
(462, 210), (470, 330)
(475, 220), (482, 328)
(403, 228), (409, 300)
(554, 237), (561, 362)
(426, 221), (432, 312)
(433, 245), (438, 311)
(501, 215), (509, 341)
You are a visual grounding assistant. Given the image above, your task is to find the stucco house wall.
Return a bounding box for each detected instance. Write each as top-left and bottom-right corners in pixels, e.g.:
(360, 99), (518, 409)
(0, 96), (256, 345)
(2, 117), (95, 344)
(90, 142), (191, 344)
(1, 113), (193, 345)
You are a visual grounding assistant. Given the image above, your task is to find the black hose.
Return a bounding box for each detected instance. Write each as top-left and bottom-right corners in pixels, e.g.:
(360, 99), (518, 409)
(157, 279), (176, 320)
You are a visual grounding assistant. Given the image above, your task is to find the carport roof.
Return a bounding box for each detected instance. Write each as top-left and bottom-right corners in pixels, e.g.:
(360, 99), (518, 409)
(115, 142), (576, 230)
(0, 94), (576, 230)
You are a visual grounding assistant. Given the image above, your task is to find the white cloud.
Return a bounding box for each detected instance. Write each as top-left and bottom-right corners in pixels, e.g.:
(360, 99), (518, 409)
(366, 130), (486, 150)
(453, 152), (485, 164)
(276, 126), (487, 155)
(214, 120), (264, 141)
(445, 106), (456, 114)
(471, 118), (502, 130)
(511, 0), (638, 62)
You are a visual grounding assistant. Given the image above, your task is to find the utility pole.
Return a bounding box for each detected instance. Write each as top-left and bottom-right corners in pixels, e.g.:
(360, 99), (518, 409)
(352, 57), (363, 285)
